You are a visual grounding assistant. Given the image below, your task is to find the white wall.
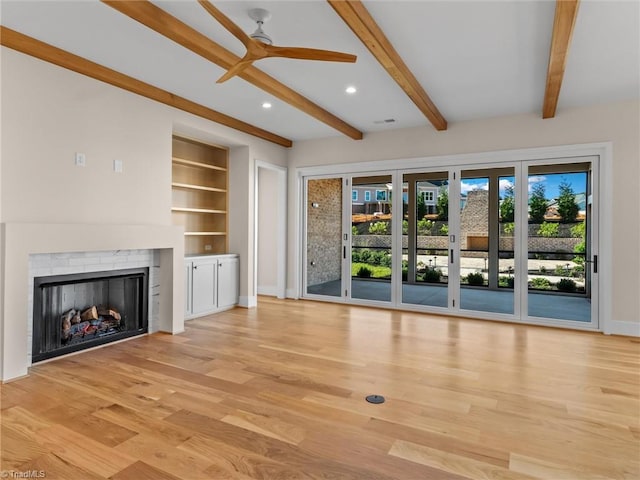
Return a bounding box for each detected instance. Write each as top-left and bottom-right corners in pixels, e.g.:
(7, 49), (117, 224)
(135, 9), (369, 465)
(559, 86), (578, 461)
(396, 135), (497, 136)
(288, 100), (640, 327)
(0, 47), (289, 378)
(257, 167), (279, 295)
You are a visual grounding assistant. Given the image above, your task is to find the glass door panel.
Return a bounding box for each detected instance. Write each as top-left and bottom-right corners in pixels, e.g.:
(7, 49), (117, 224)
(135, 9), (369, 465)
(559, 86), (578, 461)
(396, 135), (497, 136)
(460, 168), (515, 315)
(351, 175), (393, 302)
(305, 178), (343, 298)
(401, 172), (449, 308)
(526, 163), (593, 322)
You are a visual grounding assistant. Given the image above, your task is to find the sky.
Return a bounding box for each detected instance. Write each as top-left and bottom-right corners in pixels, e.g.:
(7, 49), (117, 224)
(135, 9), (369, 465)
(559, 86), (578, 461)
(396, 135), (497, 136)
(461, 172), (587, 200)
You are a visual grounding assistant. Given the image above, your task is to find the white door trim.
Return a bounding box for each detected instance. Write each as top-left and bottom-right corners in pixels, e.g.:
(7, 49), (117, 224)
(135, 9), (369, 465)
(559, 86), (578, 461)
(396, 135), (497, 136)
(255, 160), (287, 299)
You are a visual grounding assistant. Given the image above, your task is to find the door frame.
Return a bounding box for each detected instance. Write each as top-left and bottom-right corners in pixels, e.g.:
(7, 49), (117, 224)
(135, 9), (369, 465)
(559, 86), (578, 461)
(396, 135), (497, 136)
(295, 142), (612, 333)
(254, 160), (287, 299)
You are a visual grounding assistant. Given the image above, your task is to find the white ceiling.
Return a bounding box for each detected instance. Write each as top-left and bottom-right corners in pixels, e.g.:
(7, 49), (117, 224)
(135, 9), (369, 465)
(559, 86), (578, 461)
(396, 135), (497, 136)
(1, 0), (638, 143)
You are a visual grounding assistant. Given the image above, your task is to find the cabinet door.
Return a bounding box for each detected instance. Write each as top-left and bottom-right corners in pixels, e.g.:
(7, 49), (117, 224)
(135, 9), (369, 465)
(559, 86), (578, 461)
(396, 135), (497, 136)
(192, 258), (217, 314)
(217, 256), (239, 309)
(184, 261), (192, 316)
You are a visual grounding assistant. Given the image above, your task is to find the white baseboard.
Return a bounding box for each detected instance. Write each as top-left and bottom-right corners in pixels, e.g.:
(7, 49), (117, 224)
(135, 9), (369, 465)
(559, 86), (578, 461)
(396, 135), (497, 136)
(286, 288), (299, 299)
(257, 285), (278, 297)
(604, 320), (640, 337)
(239, 296), (258, 308)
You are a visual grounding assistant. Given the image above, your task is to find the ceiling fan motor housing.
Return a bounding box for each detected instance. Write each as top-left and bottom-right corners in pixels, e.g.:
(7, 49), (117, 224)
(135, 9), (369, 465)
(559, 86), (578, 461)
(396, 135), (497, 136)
(248, 8), (273, 44)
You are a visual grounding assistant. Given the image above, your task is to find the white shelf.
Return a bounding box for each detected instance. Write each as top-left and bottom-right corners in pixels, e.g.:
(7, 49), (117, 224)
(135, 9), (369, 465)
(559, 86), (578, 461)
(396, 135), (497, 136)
(172, 157), (227, 172)
(172, 182), (226, 193)
(184, 232), (227, 236)
(171, 207), (227, 214)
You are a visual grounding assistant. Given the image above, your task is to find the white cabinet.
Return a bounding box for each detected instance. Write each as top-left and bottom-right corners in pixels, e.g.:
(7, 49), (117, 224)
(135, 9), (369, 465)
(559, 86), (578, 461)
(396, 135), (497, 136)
(217, 256), (239, 309)
(184, 254), (239, 319)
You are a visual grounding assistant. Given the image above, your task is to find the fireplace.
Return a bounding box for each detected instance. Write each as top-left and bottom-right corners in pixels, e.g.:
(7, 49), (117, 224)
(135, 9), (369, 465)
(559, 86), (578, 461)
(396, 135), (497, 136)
(32, 267), (149, 362)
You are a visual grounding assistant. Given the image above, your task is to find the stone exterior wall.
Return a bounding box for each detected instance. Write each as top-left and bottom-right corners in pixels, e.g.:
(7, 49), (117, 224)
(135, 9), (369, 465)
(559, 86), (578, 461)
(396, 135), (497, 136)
(353, 235), (581, 254)
(307, 179), (342, 286)
(461, 190), (488, 249)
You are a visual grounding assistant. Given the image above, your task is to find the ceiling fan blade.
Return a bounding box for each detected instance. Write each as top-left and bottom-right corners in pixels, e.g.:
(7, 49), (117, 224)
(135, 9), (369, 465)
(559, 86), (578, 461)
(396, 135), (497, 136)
(264, 45), (357, 63)
(198, 0), (252, 48)
(216, 59), (254, 83)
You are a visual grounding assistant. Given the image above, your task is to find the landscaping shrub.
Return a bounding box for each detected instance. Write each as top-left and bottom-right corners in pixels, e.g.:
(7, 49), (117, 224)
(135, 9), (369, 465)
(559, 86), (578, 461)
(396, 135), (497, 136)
(402, 268), (408, 281)
(352, 225), (359, 236)
(368, 221), (388, 234)
(422, 268), (442, 283)
(440, 224), (449, 235)
(499, 276), (515, 288)
(557, 278), (577, 293)
(465, 272), (485, 286)
(417, 218), (433, 235)
(537, 221), (559, 238)
(530, 277), (552, 290)
(554, 264), (571, 276)
(351, 250), (361, 263)
(359, 249), (372, 263)
(503, 222), (515, 235)
(356, 266), (372, 278)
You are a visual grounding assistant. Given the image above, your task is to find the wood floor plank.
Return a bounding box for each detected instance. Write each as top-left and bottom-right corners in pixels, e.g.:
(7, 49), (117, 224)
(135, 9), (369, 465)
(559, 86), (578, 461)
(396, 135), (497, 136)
(34, 424), (137, 477)
(1, 298), (637, 479)
(111, 460), (182, 480)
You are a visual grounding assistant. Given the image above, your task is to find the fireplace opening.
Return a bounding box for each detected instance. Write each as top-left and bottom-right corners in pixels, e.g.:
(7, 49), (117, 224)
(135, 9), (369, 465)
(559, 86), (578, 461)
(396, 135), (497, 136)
(33, 268), (148, 363)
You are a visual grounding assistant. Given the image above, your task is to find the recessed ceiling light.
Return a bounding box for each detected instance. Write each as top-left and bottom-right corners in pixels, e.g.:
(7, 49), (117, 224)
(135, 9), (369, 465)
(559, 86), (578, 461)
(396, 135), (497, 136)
(262, 102), (272, 109)
(345, 86), (357, 94)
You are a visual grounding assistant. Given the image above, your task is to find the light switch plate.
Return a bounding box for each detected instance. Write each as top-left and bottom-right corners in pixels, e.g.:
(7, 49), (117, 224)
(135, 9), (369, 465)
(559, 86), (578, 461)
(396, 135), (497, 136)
(114, 159), (123, 173)
(75, 153), (86, 167)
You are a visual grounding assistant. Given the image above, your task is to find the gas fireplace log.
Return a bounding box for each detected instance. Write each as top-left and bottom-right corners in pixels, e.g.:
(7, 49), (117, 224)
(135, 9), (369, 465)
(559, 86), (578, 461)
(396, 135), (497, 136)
(98, 308), (121, 321)
(80, 306), (98, 321)
(60, 309), (75, 340)
(71, 312), (81, 325)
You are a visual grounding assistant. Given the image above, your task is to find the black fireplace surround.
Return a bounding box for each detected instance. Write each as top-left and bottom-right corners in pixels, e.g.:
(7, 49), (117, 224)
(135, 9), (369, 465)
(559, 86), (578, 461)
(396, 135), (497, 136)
(32, 268), (148, 362)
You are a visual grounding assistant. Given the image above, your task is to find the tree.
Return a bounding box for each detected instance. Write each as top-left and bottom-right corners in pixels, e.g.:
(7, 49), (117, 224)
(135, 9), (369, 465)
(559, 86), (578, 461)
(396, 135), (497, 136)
(436, 186), (448, 221)
(529, 183), (547, 223)
(500, 184), (515, 222)
(557, 179), (579, 223)
(416, 192), (427, 220)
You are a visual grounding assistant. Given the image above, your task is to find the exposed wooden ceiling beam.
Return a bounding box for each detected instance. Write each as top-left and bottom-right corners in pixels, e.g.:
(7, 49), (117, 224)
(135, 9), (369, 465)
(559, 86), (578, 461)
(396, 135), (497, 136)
(543, 0), (580, 119)
(102, 0), (363, 140)
(328, 0), (447, 131)
(0, 27), (293, 148)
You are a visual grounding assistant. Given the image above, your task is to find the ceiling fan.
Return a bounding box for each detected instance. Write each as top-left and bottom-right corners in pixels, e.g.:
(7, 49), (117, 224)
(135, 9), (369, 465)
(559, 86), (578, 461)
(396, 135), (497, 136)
(198, 1), (357, 83)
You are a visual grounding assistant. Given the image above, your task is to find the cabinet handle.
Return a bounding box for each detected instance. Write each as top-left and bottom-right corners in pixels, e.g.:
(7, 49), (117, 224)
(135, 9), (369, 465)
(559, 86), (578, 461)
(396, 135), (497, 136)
(193, 265), (198, 270)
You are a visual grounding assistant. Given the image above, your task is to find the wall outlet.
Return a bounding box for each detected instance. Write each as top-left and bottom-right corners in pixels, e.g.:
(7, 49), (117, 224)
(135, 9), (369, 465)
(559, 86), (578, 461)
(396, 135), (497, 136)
(75, 152), (86, 167)
(114, 159), (123, 173)
(204, 244), (212, 251)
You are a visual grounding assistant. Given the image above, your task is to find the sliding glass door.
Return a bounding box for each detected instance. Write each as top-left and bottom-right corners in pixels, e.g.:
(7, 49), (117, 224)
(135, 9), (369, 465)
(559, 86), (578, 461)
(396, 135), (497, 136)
(459, 167), (516, 315)
(302, 155), (599, 330)
(401, 171), (451, 309)
(524, 160), (597, 325)
(305, 177), (344, 298)
(350, 175), (393, 303)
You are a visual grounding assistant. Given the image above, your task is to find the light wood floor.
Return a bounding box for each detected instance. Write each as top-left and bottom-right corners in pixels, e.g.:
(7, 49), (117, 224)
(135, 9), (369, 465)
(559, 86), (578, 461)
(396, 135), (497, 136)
(2, 297), (639, 480)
